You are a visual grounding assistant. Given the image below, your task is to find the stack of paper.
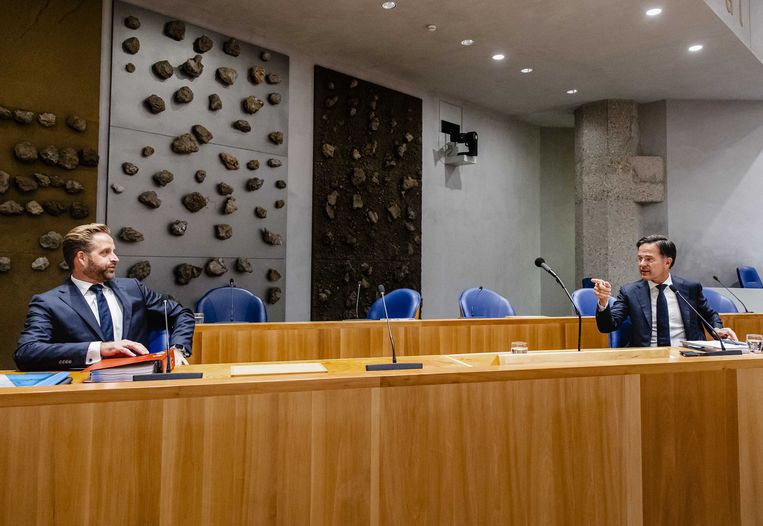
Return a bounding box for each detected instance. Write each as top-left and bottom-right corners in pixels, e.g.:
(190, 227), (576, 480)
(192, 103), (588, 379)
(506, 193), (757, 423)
(89, 362), (161, 382)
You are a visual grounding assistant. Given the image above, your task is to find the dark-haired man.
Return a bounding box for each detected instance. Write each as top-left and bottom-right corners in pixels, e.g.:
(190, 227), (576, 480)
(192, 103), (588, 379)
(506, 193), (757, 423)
(592, 234), (737, 347)
(15, 223), (194, 371)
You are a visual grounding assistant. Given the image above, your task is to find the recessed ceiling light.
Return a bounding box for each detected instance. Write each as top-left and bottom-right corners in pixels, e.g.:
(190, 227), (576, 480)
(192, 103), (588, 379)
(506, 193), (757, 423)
(646, 7), (663, 16)
(460, 39), (475, 46)
(426, 24), (437, 32)
(566, 89), (578, 94)
(688, 44), (703, 52)
(381, 1), (396, 9)
(492, 53), (505, 61)
(520, 67), (533, 74)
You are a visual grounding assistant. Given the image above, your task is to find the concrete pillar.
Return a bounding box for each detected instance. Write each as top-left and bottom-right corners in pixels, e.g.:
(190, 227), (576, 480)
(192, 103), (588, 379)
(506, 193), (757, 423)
(574, 100), (665, 290)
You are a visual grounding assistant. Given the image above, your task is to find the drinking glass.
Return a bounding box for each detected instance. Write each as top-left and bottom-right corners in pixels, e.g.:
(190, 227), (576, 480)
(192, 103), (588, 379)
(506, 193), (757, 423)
(511, 341), (528, 354)
(747, 334), (763, 353)
(193, 312), (205, 325)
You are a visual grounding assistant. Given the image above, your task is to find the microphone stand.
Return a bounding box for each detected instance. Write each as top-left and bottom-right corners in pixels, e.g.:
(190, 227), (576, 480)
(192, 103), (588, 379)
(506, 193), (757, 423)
(535, 258), (581, 352)
(669, 284), (726, 351)
(713, 275), (752, 313)
(366, 285), (423, 371)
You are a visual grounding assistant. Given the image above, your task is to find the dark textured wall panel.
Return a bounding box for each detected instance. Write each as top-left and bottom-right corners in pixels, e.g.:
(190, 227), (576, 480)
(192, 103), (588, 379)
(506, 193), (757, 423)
(108, 2), (288, 317)
(0, 0), (102, 369)
(311, 66), (422, 320)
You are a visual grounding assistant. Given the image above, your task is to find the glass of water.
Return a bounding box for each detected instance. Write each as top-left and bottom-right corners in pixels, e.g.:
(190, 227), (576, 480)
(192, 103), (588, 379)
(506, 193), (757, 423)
(511, 341), (528, 354)
(746, 334), (763, 353)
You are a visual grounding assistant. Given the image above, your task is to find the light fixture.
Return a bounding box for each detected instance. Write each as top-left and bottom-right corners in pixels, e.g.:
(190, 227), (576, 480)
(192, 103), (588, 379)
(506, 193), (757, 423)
(646, 7), (662, 16)
(381, 1), (396, 9)
(520, 67), (533, 74)
(492, 53), (505, 61)
(566, 89), (578, 94)
(688, 44), (703, 52)
(426, 24), (437, 32)
(460, 39), (475, 46)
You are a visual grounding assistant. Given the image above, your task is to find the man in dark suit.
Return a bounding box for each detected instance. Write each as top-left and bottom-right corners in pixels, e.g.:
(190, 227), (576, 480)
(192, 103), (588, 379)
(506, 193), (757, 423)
(592, 235), (737, 347)
(15, 223), (194, 371)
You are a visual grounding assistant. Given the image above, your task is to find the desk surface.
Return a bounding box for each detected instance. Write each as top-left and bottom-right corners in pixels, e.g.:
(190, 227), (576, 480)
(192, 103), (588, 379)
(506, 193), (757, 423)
(3, 349), (763, 525)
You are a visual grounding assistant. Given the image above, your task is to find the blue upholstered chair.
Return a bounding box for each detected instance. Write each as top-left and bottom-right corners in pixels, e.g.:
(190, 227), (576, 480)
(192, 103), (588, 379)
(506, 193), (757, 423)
(195, 286), (268, 323)
(147, 327), (169, 353)
(703, 288), (738, 314)
(366, 288), (421, 319)
(571, 289), (632, 348)
(737, 266), (763, 288)
(459, 287), (515, 318)
(571, 288), (600, 316)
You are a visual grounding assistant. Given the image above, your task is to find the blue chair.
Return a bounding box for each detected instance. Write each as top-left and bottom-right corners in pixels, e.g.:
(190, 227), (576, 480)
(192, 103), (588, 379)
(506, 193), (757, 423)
(737, 266), (763, 288)
(571, 288), (600, 316)
(367, 288), (421, 319)
(195, 286), (268, 323)
(571, 289), (632, 348)
(459, 287), (515, 318)
(581, 277), (595, 289)
(703, 288), (738, 313)
(147, 327), (169, 353)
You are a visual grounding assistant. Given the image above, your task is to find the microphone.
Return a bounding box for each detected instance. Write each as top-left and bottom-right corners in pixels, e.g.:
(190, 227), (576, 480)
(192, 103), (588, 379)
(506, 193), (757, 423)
(668, 284), (725, 351)
(535, 257), (582, 352)
(365, 284), (423, 371)
(229, 278), (236, 322)
(713, 275), (752, 313)
(163, 299), (172, 373)
(355, 281), (362, 319)
(470, 286), (484, 317)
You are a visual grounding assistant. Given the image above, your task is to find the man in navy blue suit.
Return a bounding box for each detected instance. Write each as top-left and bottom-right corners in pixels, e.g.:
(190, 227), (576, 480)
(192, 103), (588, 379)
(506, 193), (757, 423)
(592, 235), (737, 347)
(15, 223), (194, 371)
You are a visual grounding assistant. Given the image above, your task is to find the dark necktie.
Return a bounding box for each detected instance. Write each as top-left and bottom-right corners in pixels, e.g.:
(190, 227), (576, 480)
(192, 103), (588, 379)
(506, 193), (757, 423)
(90, 284), (114, 341)
(656, 283), (671, 346)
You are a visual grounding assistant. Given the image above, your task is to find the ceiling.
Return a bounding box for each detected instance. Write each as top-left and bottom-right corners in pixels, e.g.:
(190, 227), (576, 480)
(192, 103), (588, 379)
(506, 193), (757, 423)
(130, 0), (763, 126)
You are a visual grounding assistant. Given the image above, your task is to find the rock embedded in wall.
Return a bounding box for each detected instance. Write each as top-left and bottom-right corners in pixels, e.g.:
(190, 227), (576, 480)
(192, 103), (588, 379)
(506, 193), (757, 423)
(127, 260), (151, 280)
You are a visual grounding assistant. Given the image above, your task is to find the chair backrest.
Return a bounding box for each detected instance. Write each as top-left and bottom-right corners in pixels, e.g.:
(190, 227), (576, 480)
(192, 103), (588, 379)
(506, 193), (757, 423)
(458, 287), (515, 318)
(147, 327), (168, 353)
(702, 288), (739, 313)
(737, 266), (763, 288)
(366, 288), (421, 320)
(571, 288), (601, 316)
(581, 277), (595, 289)
(195, 286), (268, 323)
(609, 316), (632, 348)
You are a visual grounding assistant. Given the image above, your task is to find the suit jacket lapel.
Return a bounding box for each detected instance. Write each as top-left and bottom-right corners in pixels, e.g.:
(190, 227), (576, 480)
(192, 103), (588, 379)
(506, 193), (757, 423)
(635, 281), (652, 330)
(107, 279), (131, 338)
(58, 279), (103, 339)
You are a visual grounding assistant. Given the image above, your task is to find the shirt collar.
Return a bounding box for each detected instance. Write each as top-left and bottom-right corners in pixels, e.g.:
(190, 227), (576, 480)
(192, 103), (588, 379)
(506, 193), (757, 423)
(648, 274), (673, 292)
(70, 275), (107, 296)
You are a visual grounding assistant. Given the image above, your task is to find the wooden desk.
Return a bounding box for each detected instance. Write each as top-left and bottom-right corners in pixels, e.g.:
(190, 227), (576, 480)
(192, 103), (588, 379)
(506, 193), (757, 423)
(190, 313), (763, 364)
(2, 348), (763, 525)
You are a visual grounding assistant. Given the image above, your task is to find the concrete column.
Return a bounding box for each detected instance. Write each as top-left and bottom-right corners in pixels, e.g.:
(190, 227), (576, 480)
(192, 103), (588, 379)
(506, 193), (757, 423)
(574, 100), (665, 289)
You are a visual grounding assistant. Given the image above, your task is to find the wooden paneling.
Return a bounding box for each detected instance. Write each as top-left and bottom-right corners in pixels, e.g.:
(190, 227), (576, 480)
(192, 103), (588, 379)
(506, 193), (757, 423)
(189, 313), (763, 365)
(2, 351), (763, 525)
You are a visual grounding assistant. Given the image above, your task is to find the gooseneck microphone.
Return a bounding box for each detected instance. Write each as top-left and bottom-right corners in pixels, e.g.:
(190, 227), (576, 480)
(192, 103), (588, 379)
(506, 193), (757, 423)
(713, 275), (752, 313)
(365, 284), (423, 371)
(355, 281), (362, 319)
(668, 284), (725, 351)
(163, 299), (172, 373)
(535, 257), (582, 352)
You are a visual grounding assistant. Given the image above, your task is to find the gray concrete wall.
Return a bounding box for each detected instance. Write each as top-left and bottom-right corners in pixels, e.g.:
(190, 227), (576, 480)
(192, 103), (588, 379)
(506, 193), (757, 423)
(666, 100), (763, 287)
(638, 101), (669, 236)
(111, 5), (544, 320)
(540, 128), (575, 316)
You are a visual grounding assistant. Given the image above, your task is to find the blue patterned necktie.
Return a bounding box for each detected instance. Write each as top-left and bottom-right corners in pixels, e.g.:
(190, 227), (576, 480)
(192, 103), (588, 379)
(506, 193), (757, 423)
(90, 284), (114, 341)
(656, 283), (671, 346)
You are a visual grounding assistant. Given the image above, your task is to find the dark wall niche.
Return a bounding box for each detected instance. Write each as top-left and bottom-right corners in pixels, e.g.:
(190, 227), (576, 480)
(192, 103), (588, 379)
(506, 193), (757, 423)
(311, 66), (422, 320)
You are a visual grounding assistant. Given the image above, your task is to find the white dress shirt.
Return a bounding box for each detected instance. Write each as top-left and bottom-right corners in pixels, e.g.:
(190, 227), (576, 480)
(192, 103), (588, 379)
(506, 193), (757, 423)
(70, 276), (124, 364)
(647, 275), (685, 347)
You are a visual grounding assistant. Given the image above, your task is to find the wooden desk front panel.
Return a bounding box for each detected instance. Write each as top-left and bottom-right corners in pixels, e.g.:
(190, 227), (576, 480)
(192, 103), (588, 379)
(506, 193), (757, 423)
(191, 317), (610, 364)
(1, 375), (642, 526)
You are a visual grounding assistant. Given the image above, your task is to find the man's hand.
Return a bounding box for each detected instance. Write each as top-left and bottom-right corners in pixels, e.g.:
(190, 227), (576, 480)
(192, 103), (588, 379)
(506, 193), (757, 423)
(716, 327), (739, 342)
(100, 340), (149, 358)
(591, 278), (612, 308)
